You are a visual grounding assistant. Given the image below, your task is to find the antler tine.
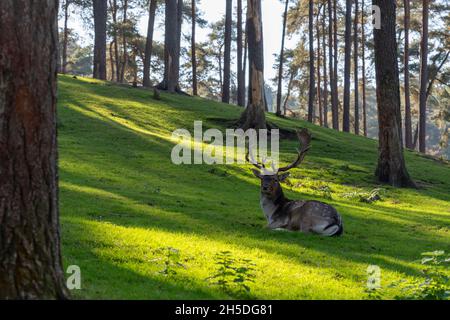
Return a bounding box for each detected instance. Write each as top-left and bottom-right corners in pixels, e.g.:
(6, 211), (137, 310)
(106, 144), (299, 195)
(246, 149), (265, 170)
(277, 128), (312, 173)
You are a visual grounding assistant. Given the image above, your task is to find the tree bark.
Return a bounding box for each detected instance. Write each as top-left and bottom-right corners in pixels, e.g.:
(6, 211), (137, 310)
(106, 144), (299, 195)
(353, 0), (359, 135)
(191, 0), (198, 95)
(0, 0), (69, 299)
(342, 0), (352, 132)
(238, 0), (267, 129)
(332, 0), (339, 130)
(62, 0), (70, 74)
(361, 0), (367, 137)
(308, 0), (316, 123)
(143, 0), (157, 88)
(111, 0), (121, 82)
(276, 0), (289, 116)
(159, 0), (180, 92)
(419, 0), (429, 153)
(237, 0), (245, 106)
(317, 5), (323, 126)
(119, 0), (129, 83)
(322, 7), (328, 128)
(93, 0), (107, 80)
(222, 0), (232, 103)
(403, 0), (412, 148)
(373, 0), (414, 187)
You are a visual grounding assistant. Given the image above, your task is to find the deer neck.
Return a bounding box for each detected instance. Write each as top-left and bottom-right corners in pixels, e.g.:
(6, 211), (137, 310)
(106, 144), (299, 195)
(260, 189), (288, 223)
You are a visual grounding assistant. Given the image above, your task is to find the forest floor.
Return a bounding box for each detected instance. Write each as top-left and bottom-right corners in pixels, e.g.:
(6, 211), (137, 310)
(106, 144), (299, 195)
(58, 75), (450, 299)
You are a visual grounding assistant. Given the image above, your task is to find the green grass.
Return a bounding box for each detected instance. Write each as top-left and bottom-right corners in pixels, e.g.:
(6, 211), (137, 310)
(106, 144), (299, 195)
(58, 75), (450, 299)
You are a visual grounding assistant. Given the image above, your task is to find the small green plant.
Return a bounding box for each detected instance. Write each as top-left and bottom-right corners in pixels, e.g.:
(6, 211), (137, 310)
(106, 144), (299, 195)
(151, 247), (186, 277)
(342, 188), (383, 204)
(207, 251), (256, 298)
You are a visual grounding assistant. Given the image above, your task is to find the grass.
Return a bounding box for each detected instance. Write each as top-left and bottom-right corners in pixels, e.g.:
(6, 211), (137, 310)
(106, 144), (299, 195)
(57, 75), (450, 299)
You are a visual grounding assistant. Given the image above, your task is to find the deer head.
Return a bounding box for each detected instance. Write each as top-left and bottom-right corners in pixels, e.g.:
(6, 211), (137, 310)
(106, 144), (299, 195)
(249, 128), (312, 200)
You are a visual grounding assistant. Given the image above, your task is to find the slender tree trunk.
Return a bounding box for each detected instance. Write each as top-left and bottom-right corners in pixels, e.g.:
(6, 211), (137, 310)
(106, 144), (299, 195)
(308, 0), (316, 123)
(332, 0), (339, 130)
(327, 0), (334, 128)
(159, 0), (179, 92)
(342, 0), (352, 132)
(353, 0), (359, 135)
(283, 70), (296, 115)
(419, 0), (429, 153)
(403, 0), (412, 148)
(93, 0), (107, 80)
(0, 0), (69, 299)
(222, 0), (232, 103)
(322, 8), (329, 128)
(361, 0), (367, 137)
(110, 41), (116, 81)
(62, 0), (70, 74)
(237, 0), (245, 106)
(373, 0), (414, 187)
(317, 5), (323, 126)
(238, 0), (267, 129)
(112, 0), (121, 82)
(143, 0), (157, 87)
(119, 0), (129, 83)
(191, 0), (198, 95)
(276, 0), (289, 116)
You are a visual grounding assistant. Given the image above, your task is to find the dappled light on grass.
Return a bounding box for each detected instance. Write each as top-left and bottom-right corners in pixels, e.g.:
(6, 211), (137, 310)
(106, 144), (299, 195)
(58, 75), (450, 299)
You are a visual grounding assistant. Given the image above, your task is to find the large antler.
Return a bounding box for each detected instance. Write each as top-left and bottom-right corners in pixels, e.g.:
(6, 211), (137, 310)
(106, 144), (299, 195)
(246, 150), (277, 174)
(277, 128), (312, 173)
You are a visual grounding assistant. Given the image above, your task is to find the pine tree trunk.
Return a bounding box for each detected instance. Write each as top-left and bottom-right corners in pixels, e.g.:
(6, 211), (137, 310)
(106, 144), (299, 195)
(283, 71), (295, 115)
(373, 0), (414, 187)
(353, 0), (359, 135)
(119, 0), (129, 83)
(237, 0), (245, 106)
(62, 0), (70, 74)
(361, 0), (367, 137)
(0, 0), (69, 299)
(238, 0), (267, 129)
(93, 0), (107, 80)
(222, 0), (232, 103)
(112, 0), (121, 82)
(191, 0), (198, 95)
(419, 0), (429, 153)
(276, 0), (289, 116)
(342, 0), (352, 132)
(322, 8), (328, 128)
(109, 40), (116, 81)
(332, 0), (339, 130)
(317, 5), (323, 126)
(403, 0), (412, 148)
(143, 0), (157, 88)
(159, 0), (180, 92)
(308, 0), (316, 123)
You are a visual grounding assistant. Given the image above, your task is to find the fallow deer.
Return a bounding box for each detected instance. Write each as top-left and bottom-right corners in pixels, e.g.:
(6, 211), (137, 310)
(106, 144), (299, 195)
(248, 129), (343, 237)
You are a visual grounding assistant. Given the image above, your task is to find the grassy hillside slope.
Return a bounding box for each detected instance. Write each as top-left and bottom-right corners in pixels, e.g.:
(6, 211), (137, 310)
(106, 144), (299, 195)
(58, 75), (450, 299)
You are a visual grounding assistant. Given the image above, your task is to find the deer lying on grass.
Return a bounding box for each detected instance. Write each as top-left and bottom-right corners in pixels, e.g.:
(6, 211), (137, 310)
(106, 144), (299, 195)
(249, 129), (343, 237)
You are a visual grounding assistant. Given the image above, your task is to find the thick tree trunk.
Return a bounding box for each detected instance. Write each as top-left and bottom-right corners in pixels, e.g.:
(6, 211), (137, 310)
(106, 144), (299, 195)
(342, 0), (352, 132)
(373, 0), (414, 187)
(191, 0), (198, 95)
(62, 0), (70, 74)
(238, 0), (267, 129)
(353, 0), (359, 135)
(403, 0), (412, 148)
(332, 0), (339, 130)
(418, 0), (429, 153)
(361, 0), (367, 137)
(308, 0), (316, 123)
(0, 0), (69, 299)
(222, 0), (232, 103)
(276, 0), (289, 116)
(159, 0), (180, 92)
(237, 0), (245, 106)
(93, 0), (107, 80)
(322, 8), (329, 128)
(143, 0), (157, 88)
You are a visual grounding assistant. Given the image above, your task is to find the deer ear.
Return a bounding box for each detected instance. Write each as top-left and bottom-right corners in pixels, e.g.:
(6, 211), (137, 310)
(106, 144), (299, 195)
(278, 172), (290, 182)
(251, 169), (263, 179)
